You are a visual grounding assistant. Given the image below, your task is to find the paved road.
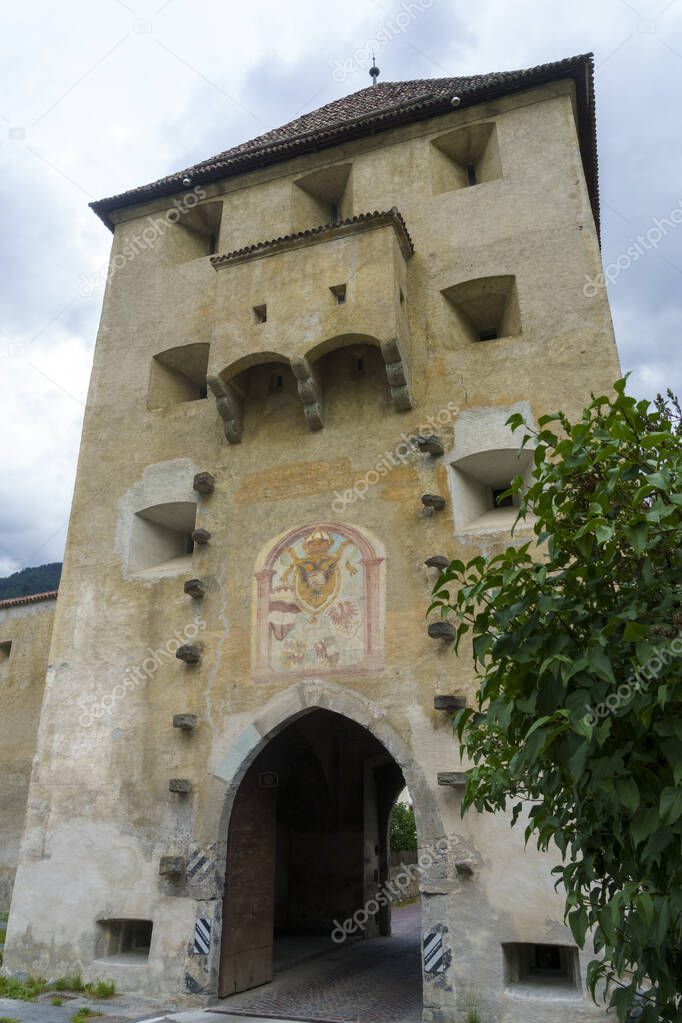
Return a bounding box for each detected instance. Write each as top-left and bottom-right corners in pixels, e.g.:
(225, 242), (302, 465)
(210, 902), (422, 1023)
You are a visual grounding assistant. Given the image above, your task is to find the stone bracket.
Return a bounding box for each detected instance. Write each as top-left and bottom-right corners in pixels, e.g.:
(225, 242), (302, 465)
(381, 337), (412, 412)
(208, 375), (243, 444)
(434, 695), (467, 712)
(437, 771), (468, 787)
(159, 855), (186, 878)
(428, 621), (456, 641)
(291, 355), (323, 430)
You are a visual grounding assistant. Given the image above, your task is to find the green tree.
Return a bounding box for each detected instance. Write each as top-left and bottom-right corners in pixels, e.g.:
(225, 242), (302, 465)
(390, 800), (417, 853)
(430, 381), (682, 1022)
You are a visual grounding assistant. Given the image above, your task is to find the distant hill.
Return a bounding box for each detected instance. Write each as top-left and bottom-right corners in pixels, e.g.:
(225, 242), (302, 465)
(0, 562), (62, 601)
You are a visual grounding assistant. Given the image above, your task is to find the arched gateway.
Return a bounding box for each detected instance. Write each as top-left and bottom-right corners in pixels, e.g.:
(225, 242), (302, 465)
(205, 681), (450, 1018)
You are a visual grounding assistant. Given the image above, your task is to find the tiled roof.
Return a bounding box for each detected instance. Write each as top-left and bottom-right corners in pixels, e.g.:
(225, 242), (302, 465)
(90, 53), (599, 233)
(211, 208), (414, 269)
(0, 589), (58, 610)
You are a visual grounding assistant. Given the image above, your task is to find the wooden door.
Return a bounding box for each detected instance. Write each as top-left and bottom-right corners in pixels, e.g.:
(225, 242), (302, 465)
(219, 771), (277, 997)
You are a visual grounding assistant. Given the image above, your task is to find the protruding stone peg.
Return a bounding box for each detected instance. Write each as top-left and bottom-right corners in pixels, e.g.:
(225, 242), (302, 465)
(437, 771), (468, 787)
(421, 494), (446, 511)
(176, 644), (201, 665)
(193, 472), (215, 495)
(428, 621), (456, 641)
(415, 434), (444, 456)
(434, 695), (467, 711)
(424, 555), (449, 570)
(159, 855), (186, 877)
(173, 713), (197, 731)
(192, 528), (211, 545)
(184, 578), (206, 599)
(169, 778), (192, 793)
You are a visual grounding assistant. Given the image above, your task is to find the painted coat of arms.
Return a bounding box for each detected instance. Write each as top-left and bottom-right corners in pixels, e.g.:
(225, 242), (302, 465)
(254, 524), (384, 679)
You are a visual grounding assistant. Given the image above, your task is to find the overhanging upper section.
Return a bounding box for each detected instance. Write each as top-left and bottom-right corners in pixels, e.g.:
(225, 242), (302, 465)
(210, 208), (414, 270)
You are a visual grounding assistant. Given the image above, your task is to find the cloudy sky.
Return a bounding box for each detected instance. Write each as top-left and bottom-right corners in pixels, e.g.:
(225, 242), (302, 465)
(1, 0), (681, 574)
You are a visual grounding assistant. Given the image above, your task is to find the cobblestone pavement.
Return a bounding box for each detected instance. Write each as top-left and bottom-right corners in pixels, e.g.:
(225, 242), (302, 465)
(211, 902), (422, 1023)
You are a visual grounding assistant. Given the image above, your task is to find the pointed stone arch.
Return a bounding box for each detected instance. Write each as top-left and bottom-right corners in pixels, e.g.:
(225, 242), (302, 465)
(201, 679), (451, 1016)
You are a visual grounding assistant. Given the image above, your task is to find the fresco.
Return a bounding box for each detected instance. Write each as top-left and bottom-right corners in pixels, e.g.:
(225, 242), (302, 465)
(254, 524), (384, 679)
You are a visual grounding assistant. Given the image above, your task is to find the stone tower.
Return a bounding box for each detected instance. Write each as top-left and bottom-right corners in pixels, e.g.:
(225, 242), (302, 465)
(4, 53), (619, 1021)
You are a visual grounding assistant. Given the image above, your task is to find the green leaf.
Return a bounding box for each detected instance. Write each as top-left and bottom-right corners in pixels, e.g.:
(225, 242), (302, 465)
(659, 787), (682, 825)
(615, 776), (640, 813)
(567, 906), (589, 947)
(631, 808), (659, 847)
(623, 621), (647, 643)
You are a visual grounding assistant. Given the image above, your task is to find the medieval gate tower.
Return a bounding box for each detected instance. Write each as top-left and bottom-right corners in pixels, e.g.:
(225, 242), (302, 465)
(1, 53), (620, 1021)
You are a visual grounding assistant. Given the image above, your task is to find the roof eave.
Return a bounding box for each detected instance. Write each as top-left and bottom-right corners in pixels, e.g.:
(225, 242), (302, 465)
(89, 54), (599, 238)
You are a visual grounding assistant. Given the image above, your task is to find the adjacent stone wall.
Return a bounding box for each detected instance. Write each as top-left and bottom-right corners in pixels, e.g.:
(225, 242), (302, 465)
(0, 594), (56, 911)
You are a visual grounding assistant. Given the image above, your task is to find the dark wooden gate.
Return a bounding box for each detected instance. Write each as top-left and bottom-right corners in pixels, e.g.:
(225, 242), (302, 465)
(219, 771), (277, 996)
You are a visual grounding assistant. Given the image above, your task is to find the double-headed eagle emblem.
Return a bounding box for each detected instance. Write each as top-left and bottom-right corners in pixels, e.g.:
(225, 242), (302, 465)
(279, 527), (358, 616)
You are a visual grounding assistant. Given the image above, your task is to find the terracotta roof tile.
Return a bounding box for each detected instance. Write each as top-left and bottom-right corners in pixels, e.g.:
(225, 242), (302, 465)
(210, 208), (414, 268)
(0, 589), (58, 610)
(90, 53), (598, 234)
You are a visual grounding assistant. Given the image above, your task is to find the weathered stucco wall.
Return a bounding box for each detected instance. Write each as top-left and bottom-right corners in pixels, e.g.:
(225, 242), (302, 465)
(5, 76), (620, 1023)
(0, 596), (56, 911)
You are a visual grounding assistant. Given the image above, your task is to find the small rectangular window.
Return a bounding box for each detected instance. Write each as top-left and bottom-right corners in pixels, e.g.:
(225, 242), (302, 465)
(466, 163), (477, 187)
(503, 942), (580, 995)
(97, 919), (153, 961)
(0, 641), (11, 663)
(330, 284), (347, 305)
(269, 372), (284, 394)
(478, 328), (498, 342)
(253, 304), (267, 324)
(330, 203), (339, 225)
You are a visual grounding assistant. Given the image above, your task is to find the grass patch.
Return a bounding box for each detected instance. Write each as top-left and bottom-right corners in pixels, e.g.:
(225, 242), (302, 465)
(55, 975), (85, 993)
(0, 1016), (21, 1023)
(71, 1008), (104, 1021)
(0, 975), (49, 1000)
(51, 997), (65, 1006)
(83, 980), (115, 999)
(464, 990), (481, 1023)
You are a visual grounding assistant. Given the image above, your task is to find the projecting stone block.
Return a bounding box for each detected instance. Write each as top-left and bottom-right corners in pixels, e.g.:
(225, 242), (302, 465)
(159, 856), (186, 877)
(434, 695), (467, 711)
(437, 772), (468, 787)
(421, 494), (446, 511)
(193, 472), (216, 494)
(415, 434), (444, 456)
(191, 528), (211, 545)
(424, 555), (449, 570)
(169, 778), (192, 793)
(173, 713), (197, 731)
(184, 578), (206, 599)
(176, 644), (201, 665)
(428, 621), (456, 641)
